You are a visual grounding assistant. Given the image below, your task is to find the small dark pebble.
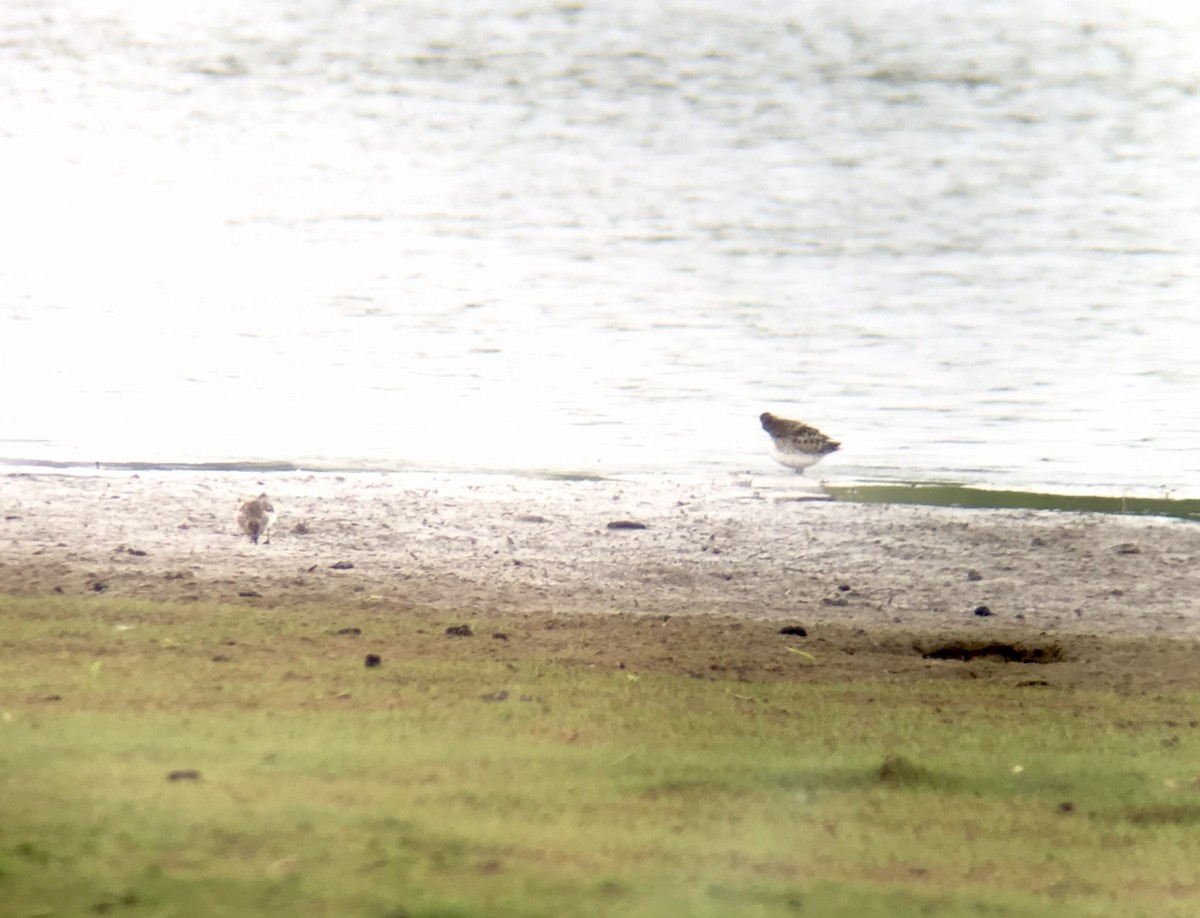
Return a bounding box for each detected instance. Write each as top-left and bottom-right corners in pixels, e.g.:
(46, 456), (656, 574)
(331, 561), (355, 570)
(1016, 680), (1050, 688)
(211, 655), (231, 663)
(445, 624), (474, 637)
(480, 690), (509, 702)
(837, 584), (851, 592)
(973, 605), (993, 617)
(364, 654), (382, 668)
(4, 514), (20, 521)
(238, 590), (261, 598)
(336, 627), (362, 636)
(778, 625), (808, 637)
(1057, 801), (1074, 813)
(607, 520), (647, 530)
(54, 585), (63, 594)
(492, 632), (509, 641)
(125, 547), (148, 557)
(91, 582), (106, 593)
(966, 569), (983, 581)
(167, 770), (201, 782)
(292, 521), (310, 534)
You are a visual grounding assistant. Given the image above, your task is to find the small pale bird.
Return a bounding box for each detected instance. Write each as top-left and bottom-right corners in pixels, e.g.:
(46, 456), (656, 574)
(759, 412), (840, 474)
(238, 493), (276, 545)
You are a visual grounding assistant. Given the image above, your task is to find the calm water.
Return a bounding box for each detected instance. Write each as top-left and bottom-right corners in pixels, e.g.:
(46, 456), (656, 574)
(3, 0), (1199, 497)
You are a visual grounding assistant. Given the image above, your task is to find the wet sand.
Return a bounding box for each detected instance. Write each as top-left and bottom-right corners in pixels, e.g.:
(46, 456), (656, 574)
(2, 468), (1198, 641)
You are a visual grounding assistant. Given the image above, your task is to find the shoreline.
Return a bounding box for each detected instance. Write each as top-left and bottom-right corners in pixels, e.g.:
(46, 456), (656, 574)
(2, 468), (1198, 641)
(3, 456), (1198, 507)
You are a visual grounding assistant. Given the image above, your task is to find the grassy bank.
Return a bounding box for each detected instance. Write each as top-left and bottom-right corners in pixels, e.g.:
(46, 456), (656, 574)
(2, 595), (1199, 917)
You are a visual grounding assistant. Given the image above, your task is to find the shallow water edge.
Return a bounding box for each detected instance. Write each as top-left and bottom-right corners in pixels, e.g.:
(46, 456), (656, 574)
(4, 457), (1199, 523)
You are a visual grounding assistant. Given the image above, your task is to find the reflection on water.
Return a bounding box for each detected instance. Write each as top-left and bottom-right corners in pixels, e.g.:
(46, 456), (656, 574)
(2, 0), (1199, 498)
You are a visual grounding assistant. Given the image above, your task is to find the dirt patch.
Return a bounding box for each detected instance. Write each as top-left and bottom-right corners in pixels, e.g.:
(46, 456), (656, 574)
(2, 469), (1200, 697)
(919, 640), (1065, 664)
(464, 612), (1199, 693)
(877, 755), (948, 788)
(4, 596), (1200, 713)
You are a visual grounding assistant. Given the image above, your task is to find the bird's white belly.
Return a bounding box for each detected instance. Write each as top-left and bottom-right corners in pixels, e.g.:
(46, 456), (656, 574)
(771, 447), (822, 471)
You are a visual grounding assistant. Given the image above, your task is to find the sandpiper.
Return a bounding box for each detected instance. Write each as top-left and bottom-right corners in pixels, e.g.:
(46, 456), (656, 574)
(759, 412), (840, 474)
(238, 493), (276, 545)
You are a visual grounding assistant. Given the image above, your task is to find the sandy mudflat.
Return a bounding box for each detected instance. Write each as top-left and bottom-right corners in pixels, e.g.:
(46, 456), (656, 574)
(2, 468), (1198, 642)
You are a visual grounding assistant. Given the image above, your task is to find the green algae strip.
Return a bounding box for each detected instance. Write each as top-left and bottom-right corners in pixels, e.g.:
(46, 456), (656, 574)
(826, 483), (1200, 522)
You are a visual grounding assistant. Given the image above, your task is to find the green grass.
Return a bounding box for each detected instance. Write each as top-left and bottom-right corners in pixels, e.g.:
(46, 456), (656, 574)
(2, 596), (1200, 917)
